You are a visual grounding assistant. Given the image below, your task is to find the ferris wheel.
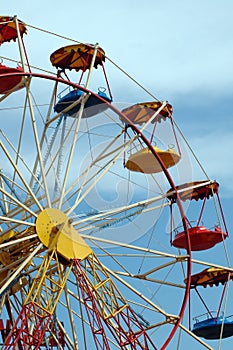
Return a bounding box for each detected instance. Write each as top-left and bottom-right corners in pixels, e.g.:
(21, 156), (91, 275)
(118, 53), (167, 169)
(0, 16), (232, 350)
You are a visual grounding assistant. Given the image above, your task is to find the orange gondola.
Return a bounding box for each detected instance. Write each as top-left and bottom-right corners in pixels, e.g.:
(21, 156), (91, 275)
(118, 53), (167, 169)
(166, 180), (219, 202)
(185, 267), (233, 288)
(120, 101), (172, 125)
(0, 16), (27, 45)
(50, 44), (105, 72)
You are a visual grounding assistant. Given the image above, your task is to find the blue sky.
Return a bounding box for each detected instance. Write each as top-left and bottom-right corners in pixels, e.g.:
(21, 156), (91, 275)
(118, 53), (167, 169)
(2, 0), (232, 195)
(1, 1), (233, 348)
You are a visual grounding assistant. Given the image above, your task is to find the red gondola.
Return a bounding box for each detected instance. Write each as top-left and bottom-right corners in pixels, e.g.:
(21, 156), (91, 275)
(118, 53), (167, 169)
(167, 180), (228, 251)
(0, 64), (24, 94)
(173, 225), (227, 251)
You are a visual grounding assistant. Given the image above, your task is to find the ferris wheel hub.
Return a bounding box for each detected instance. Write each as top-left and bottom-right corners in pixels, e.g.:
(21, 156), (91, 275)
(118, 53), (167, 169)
(35, 208), (92, 261)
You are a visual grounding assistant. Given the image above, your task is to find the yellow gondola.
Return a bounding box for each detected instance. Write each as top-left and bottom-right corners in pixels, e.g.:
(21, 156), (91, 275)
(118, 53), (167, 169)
(125, 146), (181, 173)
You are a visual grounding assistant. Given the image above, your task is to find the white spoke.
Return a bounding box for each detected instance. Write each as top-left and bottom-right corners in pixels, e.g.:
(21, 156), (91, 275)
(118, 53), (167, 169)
(0, 243), (43, 296)
(0, 139), (43, 210)
(0, 215), (36, 226)
(0, 185), (37, 218)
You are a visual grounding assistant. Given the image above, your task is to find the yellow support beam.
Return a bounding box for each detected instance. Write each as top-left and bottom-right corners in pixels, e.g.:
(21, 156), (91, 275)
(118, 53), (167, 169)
(25, 249), (73, 315)
(80, 253), (128, 320)
(35, 208), (128, 320)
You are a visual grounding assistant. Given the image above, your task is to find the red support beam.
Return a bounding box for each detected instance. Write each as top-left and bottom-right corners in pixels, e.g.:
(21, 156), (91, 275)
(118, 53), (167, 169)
(73, 258), (157, 349)
(3, 302), (52, 349)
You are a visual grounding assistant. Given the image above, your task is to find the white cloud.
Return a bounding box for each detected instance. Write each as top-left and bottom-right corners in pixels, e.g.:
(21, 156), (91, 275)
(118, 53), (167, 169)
(188, 131), (233, 198)
(1, 0), (233, 100)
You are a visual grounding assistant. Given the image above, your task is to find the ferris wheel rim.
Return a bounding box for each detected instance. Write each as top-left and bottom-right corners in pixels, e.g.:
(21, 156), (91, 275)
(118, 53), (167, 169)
(0, 69), (194, 349)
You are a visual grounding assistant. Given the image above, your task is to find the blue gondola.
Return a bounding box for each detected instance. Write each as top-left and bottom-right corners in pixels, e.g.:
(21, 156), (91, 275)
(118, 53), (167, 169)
(192, 316), (233, 339)
(54, 88), (112, 118)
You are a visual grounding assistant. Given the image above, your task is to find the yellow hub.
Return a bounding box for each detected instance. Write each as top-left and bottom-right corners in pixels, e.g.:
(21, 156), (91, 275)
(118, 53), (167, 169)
(36, 208), (92, 261)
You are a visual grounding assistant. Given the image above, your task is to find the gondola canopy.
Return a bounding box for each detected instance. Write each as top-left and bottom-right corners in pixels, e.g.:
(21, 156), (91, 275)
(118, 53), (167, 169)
(50, 44), (105, 72)
(0, 16), (27, 45)
(185, 267), (233, 288)
(121, 101), (172, 125)
(166, 180), (219, 203)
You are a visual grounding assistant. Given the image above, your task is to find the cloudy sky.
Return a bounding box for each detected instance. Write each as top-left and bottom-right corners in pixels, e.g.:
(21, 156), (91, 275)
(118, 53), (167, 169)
(1, 1), (233, 348)
(1, 0), (232, 231)
(2, 0), (232, 196)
